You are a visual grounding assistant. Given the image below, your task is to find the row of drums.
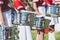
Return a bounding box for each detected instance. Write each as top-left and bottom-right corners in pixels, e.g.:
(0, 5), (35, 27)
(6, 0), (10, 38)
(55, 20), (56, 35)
(0, 5), (59, 40)
(12, 5), (59, 26)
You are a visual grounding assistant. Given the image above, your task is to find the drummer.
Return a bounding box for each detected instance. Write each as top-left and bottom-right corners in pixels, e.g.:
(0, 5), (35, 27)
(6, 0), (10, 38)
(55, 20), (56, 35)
(45, 0), (58, 24)
(14, 0), (30, 25)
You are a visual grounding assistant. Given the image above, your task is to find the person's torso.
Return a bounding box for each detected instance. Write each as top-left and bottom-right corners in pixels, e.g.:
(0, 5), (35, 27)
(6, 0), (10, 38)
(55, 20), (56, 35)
(2, 5), (11, 12)
(14, 0), (27, 10)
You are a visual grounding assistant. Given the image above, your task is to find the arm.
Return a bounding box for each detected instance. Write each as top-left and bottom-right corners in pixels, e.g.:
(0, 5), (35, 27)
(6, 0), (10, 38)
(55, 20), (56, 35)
(33, 2), (41, 15)
(0, 5), (6, 27)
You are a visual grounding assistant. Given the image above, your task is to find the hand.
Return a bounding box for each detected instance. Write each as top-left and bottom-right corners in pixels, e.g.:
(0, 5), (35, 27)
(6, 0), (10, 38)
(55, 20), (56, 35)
(2, 22), (6, 28)
(42, 2), (45, 5)
(36, 13), (42, 16)
(48, 4), (51, 6)
(25, 6), (29, 10)
(36, 13), (44, 17)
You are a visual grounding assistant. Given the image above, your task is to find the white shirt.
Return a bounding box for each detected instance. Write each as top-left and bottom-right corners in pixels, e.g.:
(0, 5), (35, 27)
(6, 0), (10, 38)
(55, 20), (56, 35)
(3, 10), (12, 27)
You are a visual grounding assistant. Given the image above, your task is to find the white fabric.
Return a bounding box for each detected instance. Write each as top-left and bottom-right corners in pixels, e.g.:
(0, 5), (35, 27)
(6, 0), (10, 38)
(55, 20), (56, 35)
(58, 17), (60, 23)
(49, 22), (54, 25)
(49, 18), (55, 25)
(3, 10), (12, 27)
(17, 6), (23, 9)
(47, 6), (52, 14)
(18, 25), (32, 40)
(48, 32), (55, 40)
(0, 22), (4, 40)
(38, 6), (46, 16)
(55, 23), (60, 32)
(8, 2), (12, 7)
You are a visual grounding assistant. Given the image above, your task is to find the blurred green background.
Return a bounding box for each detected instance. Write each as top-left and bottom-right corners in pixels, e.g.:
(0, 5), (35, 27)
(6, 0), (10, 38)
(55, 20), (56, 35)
(32, 30), (60, 40)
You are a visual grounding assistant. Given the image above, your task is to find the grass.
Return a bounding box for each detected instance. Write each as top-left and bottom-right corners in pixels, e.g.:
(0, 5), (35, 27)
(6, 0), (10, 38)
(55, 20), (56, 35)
(11, 26), (60, 40)
(44, 33), (48, 40)
(46, 14), (60, 17)
(55, 32), (60, 40)
(32, 30), (37, 40)
(32, 30), (60, 40)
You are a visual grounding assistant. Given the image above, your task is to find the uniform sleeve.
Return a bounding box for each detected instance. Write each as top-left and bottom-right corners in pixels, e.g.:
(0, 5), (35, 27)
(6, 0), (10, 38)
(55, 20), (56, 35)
(0, 0), (3, 4)
(33, 0), (39, 2)
(45, 0), (54, 5)
(14, 1), (23, 9)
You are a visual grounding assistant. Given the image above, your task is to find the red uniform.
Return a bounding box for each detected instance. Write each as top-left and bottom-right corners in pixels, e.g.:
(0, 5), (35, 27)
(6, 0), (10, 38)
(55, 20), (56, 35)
(45, 0), (55, 5)
(14, 0), (27, 10)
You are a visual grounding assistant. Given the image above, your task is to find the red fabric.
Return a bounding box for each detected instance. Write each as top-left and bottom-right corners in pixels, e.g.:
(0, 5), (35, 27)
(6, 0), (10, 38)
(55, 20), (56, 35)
(44, 29), (49, 33)
(33, 0), (44, 7)
(38, 0), (44, 7)
(39, 0), (43, 3)
(45, 0), (55, 5)
(0, 0), (2, 2)
(14, 0), (27, 9)
(14, 0), (23, 9)
(23, 2), (27, 6)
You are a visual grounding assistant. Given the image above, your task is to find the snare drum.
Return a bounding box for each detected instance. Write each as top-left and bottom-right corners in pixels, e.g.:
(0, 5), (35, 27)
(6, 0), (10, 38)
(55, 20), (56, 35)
(47, 5), (57, 14)
(12, 9), (21, 25)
